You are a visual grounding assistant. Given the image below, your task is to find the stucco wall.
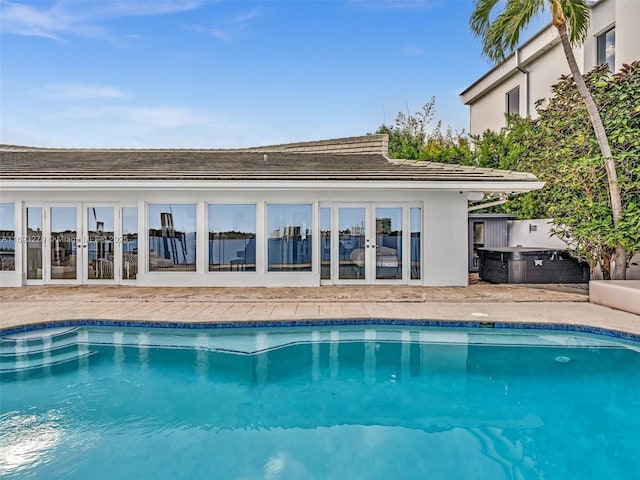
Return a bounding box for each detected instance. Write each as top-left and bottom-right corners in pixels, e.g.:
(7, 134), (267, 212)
(423, 191), (469, 286)
(468, 74), (522, 135)
(464, 0), (640, 134)
(615, 0), (640, 69)
(523, 42), (574, 118)
(508, 219), (568, 249)
(583, 0), (616, 71)
(0, 187), (472, 287)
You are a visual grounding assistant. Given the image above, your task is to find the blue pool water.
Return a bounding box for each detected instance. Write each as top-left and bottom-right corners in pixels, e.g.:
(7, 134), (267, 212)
(1, 326), (640, 479)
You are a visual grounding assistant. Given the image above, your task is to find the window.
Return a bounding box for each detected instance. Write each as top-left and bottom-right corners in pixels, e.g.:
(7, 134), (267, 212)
(208, 204), (256, 272)
(267, 204), (312, 272)
(472, 221), (485, 270)
(26, 207), (43, 279)
(410, 207), (421, 280)
(50, 207), (78, 280)
(375, 207), (402, 280)
(506, 87), (520, 117)
(122, 207), (138, 280)
(320, 207), (331, 279)
(87, 207), (115, 280)
(0, 203), (15, 271)
(148, 204), (196, 272)
(597, 27), (615, 73)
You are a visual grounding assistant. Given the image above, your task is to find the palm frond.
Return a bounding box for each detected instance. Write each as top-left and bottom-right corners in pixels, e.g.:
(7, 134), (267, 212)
(472, 0), (546, 64)
(560, 0), (590, 45)
(470, 0), (502, 38)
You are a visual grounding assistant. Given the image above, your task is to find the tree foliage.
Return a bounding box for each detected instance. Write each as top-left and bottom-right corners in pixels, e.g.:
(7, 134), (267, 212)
(471, 0), (590, 64)
(470, 0), (626, 279)
(471, 62), (640, 278)
(373, 97), (472, 165)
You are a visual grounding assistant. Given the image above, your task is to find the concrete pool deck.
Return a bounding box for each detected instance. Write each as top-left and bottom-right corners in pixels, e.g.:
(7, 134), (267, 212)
(2, 280), (639, 336)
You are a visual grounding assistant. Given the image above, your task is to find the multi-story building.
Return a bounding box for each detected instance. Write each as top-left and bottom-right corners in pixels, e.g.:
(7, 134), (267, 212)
(460, 0), (640, 135)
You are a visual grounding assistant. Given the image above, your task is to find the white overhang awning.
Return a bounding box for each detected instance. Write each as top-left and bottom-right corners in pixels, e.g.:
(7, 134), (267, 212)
(0, 179), (546, 196)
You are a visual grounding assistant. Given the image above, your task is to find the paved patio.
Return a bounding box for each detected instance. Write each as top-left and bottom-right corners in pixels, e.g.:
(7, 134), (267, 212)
(2, 279), (639, 335)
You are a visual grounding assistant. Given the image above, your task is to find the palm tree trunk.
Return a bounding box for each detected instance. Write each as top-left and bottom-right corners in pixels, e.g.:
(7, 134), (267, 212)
(555, 22), (627, 280)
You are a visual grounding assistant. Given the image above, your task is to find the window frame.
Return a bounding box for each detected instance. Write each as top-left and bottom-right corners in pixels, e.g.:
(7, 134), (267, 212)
(207, 203), (257, 273)
(147, 203), (198, 273)
(596, 25), (615, 73)
(505, 86), (520, 118)
(266, 203), (313, 273)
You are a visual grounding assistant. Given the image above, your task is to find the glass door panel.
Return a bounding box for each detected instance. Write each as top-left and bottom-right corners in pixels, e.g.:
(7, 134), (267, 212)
(320, 207), (331, 280)
(26, 207), (44, 280)
(86, 206), (115, 280)
(410, 207), (422, 280)
(50, 207), (79, 280)
(122, 207), (138, 280)
(375, 207), (403, 280)
(338, 207), (366, 280)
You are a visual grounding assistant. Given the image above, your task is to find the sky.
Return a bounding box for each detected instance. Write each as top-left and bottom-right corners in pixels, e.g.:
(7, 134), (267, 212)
(0, 0), (548, 149)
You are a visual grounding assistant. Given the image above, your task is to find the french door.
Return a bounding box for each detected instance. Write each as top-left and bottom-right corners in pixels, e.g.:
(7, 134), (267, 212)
(25, 204), (119, 285)
(332, 204), (419, 285)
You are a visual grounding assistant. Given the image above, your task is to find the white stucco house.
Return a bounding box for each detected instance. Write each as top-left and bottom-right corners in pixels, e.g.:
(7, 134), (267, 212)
(460, 0), (640, 136)
(0, 135), (543, 288)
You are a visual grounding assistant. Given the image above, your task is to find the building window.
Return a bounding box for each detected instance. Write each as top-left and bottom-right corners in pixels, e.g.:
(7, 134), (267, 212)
(375, 207), (403, 280)
(148, 204), (196, 272)
(0, 203), (15, 271)
(50, 207), (78, 280)
(506, 87), (520, 117)
(410, 207), (421, 280)
(208, 204), (256, 272)
(320, 207), (331, 280)
(122, 207), (138, 280)
(597, 27), (615, 73)
(267, 204), (312, 272)
(26, 207), (43, 279)
(472, 221), (485, 270)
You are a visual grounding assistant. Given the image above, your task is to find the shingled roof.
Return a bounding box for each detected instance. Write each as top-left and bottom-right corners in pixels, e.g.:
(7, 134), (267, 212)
(0, 135), (537, 182)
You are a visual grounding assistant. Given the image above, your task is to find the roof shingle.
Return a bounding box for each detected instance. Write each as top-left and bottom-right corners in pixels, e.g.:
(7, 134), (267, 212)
(0, 135), (537, 182)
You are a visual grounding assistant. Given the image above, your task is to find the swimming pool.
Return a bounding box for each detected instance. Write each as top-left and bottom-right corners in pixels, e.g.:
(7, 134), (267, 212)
(2, 324), (639, 479)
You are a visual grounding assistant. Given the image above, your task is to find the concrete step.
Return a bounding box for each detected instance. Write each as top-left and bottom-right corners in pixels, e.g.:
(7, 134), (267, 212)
(0, 326), (97, 373)
(0, 347), (96, 373)
(590, 280), (640, 316)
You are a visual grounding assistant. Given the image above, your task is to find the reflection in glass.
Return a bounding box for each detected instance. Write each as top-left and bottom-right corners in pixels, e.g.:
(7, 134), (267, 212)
(411, 207), (421, 280)
(0, 203), (15, 271)
(267, 204), (312, 272)
(338, 208), (365, 280)
(122, 207), (138, 280)
(472, 221), (485, 271)
(208, 204), (256, 272)
(26, 207), (43, 279)
(320, 208), (331, 280)
(87, 207), (114, 280)
(376, 207), (402, 280)
(597, 28), (615, 73)
(51, 207), (77, 280)
(148, 204), (196, 272)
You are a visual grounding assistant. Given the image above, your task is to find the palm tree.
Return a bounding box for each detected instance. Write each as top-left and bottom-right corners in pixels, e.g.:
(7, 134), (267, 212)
(471, 0), (626, 279)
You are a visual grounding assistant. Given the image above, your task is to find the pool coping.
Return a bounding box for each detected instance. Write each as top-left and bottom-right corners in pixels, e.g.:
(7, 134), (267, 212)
(3, 317), (640, 345)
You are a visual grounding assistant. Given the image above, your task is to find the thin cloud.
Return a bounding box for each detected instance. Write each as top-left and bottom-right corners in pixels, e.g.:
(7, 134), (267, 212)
(400, 45), (426, 56)
(56, 105), (210, 129)
(36, 83), (126, 99)
(0, 0), (208, 40)
(189, 6), (264, 42)
(231, 8), (261, 24)
(348, 0), (443, 11)
(111, 106), (208, 129)
(187, 24), (230, 41)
